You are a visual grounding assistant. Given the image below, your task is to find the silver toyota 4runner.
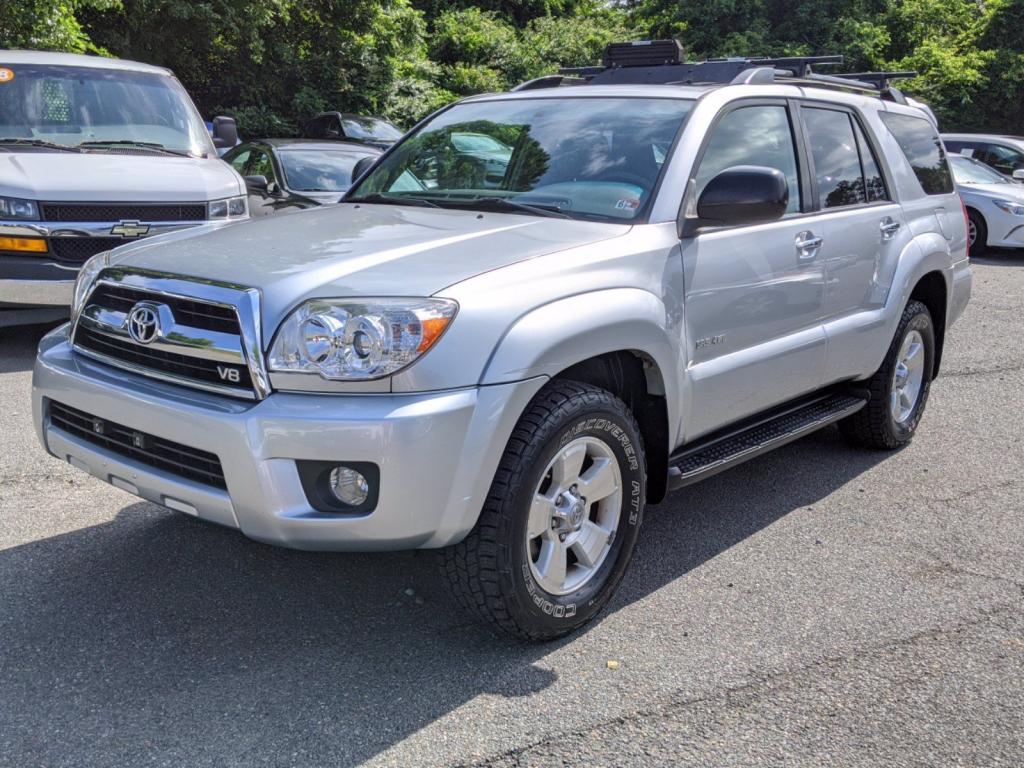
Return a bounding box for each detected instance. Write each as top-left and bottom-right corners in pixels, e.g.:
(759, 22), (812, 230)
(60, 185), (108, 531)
(33, 44), (972, 640)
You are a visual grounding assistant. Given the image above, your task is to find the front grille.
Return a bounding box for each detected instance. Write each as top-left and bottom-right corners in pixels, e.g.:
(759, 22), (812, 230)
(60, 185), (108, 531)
(49, 400), (226, 489)
(50, 237), (124, 264)
(74, 325), (254, 391)
(41, 202), (207, 222)
(88, 283), (240, 334)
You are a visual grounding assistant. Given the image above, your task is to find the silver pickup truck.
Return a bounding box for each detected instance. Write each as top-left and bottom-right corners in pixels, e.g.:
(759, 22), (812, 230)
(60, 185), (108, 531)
(33, 44), (971, 640)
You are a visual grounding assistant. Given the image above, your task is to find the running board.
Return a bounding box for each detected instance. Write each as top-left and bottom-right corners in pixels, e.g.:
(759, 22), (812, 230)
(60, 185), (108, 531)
(667, 393), (867, 490)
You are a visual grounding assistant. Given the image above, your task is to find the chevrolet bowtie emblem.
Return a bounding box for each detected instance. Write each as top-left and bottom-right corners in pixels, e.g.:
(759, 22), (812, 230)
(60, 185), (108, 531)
(110, 220), (150, 237)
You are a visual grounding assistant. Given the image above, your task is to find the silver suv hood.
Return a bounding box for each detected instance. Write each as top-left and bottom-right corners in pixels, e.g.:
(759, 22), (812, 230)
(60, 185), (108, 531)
(110, 203), (630, 331)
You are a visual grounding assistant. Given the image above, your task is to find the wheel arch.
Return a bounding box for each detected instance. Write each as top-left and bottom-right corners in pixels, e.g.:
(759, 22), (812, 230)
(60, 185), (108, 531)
(908, 270), (948, 375)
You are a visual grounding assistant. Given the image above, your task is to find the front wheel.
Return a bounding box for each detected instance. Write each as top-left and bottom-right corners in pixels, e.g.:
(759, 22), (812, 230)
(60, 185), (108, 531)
(443, 380), (646, 641)
(967, 209), (988, 259)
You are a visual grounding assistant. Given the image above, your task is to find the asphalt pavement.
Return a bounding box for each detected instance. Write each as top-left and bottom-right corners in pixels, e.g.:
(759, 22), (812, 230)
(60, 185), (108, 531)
(1, 254), (1022, 767)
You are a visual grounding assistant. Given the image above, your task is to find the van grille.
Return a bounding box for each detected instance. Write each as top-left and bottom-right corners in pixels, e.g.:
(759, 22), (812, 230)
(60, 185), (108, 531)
(41, 202), (207, 222)
(48, 400), (227, 489)
(50, 237), (124, 264)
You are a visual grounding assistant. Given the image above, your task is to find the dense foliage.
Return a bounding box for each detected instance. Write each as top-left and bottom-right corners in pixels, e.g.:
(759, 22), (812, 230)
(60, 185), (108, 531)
(2, 0), (1021, 135)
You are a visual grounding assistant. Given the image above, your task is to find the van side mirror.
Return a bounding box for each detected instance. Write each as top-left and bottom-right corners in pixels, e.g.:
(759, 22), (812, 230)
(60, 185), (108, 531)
(1013, 169), (1024, 183)
(683, 166), (789, 235)
(244, 174), (268, 192)
(351, 155), (378, 184)
(211, 116), (238, 149)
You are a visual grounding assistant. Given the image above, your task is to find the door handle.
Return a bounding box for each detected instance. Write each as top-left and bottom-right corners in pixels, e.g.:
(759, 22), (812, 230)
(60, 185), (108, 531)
(795, 231), (823, 261)
(880, 217), (901, 240)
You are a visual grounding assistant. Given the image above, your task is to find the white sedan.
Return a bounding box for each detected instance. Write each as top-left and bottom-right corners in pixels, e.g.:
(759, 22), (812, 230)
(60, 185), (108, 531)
(950, 154), (1024, 257)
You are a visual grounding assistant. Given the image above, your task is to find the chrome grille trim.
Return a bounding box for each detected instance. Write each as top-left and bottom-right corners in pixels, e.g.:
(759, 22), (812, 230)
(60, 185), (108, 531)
(73, 269), (270, 400)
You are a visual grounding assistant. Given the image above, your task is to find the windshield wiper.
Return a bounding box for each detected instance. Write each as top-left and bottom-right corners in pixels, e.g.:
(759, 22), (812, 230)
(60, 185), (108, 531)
(443, 197), (570, 219)
(347, 193), (441, 208)
(78, 140), (197, 157)
(0, 138), (81, 152)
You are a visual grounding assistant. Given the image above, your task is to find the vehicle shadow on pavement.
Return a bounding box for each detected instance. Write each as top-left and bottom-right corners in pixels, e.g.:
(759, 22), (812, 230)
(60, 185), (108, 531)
(973, 249), (1024, 267)
(0, 424), (892, 766)
(0, 321), (62, 373)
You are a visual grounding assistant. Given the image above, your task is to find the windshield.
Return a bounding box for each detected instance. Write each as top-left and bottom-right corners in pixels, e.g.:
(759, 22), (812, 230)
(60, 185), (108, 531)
(950, 155), (1010, 185)
(0, 63), (213, 157)
(342, 116), (403, 142)
(349, 97), (693, 222)
(280, 148), (377, 192)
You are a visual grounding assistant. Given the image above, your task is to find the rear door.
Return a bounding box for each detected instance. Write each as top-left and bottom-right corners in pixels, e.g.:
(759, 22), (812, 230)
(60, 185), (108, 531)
(795, 103), (911, 382)
(681, 100), (827, 438)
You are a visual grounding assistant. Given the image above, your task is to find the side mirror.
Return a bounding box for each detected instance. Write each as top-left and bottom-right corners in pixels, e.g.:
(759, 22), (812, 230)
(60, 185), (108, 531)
(211, 116), (238, 149)
(351, 155), (378, 184)
(1012, 169), (1024, 183)
(685, 165), (789, 234)
(244, 174), (268, 192)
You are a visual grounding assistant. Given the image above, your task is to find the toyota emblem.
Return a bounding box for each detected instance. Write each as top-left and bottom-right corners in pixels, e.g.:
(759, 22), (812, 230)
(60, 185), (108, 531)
(126, 302), (162, 344)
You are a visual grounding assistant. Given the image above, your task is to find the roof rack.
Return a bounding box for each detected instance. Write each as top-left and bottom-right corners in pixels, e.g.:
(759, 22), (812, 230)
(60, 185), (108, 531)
(512, 40), (917, 103)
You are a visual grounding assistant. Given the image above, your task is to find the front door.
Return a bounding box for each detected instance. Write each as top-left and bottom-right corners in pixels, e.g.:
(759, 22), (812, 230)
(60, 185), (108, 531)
(682, 101), (827, 439)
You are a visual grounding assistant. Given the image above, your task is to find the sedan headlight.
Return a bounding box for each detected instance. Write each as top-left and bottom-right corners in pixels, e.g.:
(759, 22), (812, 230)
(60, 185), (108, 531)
(268, 298), (458, 380)
(0, 195), (39, 220)
(70, 251), (110, 322)
(208, 195), (248, 220)
(993, 199), (1024, 216)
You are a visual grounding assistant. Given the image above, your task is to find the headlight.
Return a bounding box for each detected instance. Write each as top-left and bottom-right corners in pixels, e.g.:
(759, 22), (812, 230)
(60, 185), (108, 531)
(0, 195), (39, 220)
(993, 199), (1024, 216)
(268, 298), (458, 380)
(208, 195), (248, 220)
(70, 251), (110, 322)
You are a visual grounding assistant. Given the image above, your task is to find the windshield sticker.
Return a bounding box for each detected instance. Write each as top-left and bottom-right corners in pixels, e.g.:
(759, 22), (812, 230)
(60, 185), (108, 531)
(0, 68), (14, 83)
(615, 198), (640, 211)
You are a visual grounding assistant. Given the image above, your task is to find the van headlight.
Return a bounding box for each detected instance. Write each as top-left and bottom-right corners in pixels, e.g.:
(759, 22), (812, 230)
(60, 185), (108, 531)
(268, 298), (457, 380)
(71, 251), (109, 322)
(208, 195), (248, 220)
(0, 195), (39, 220)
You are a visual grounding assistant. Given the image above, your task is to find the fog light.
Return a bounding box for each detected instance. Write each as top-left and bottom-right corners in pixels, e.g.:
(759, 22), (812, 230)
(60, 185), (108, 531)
(329, 466), (369, 506)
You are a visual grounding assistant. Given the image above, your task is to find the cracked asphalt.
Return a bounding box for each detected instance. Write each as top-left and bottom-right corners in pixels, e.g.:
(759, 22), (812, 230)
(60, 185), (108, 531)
(1, 254), (1022, 767)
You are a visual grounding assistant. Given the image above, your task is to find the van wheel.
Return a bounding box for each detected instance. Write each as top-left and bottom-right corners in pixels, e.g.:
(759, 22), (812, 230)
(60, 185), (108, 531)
(967, 210), (987, 258)
(443, 380), (646, 641)
(840, 300), (935, 450)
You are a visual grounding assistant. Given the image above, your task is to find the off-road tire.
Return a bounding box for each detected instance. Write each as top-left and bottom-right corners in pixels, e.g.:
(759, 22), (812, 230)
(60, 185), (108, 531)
(443, 380), (647, 641)
(839, 300), (935, 450)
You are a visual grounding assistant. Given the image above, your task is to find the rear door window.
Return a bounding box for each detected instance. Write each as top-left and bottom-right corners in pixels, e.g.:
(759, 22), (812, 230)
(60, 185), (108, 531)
(879, 113), (954, 195)
(802, 107), (867, 208)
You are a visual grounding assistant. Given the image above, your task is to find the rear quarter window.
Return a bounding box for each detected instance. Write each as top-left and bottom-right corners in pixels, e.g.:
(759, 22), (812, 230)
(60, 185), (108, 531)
(879, 113), (954, 195)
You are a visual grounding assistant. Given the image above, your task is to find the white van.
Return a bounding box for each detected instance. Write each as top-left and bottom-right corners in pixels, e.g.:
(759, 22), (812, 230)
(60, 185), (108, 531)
(0, 50), (248, 327)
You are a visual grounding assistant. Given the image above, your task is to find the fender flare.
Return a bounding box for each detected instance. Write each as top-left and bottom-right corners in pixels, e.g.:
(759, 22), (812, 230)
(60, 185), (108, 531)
(480, 287), (684, 445)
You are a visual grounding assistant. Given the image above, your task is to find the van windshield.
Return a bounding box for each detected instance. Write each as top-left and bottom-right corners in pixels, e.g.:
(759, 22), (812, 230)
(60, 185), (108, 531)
(0, 63), (213, 157)
(348, 97), (693, 222)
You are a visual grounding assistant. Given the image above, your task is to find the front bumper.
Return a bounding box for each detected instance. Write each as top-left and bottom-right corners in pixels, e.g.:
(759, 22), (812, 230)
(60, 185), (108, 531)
(33, 326), (545, 550)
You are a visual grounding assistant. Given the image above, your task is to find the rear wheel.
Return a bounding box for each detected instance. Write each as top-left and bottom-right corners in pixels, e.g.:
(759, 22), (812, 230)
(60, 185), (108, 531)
(840, 300), (935, 449)
(443, 380), (646, 641)
(967, 209), (988, 258)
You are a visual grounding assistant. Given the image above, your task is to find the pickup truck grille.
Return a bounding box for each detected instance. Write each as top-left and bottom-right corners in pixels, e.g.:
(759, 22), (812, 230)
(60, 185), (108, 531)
(41, 202), (207, 222)
(72, 280), (257, 399)
(48, 400), (227, 489)
(50, 237), (125, 264)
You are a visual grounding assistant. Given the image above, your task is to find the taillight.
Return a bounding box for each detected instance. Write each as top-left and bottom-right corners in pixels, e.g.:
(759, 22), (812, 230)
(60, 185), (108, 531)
(960, 195), (969, 231)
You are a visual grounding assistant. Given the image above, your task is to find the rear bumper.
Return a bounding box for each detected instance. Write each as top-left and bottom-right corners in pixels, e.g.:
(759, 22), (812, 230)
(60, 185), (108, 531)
(949, 256), (972, 327)
(33, 326), (546, 550)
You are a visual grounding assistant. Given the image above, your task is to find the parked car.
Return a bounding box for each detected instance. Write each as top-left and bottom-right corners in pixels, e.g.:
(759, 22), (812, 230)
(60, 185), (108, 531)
(942, 133), (1024, 182)
(301, 112), (403, 149)
(0, 50), (247, 327)
(34, 44), (971, 640)
(223, 139), (382, 217)
(949, 154), (1024, 257)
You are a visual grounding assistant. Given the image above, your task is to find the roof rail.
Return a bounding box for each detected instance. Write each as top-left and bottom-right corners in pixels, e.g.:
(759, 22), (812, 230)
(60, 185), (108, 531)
(521, 40), (918, 103)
